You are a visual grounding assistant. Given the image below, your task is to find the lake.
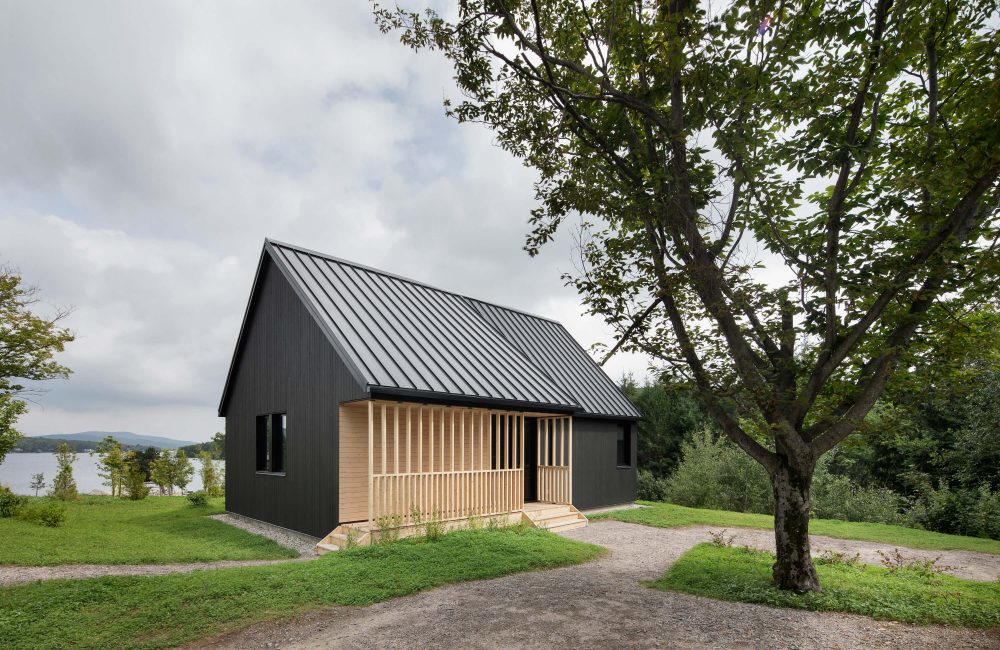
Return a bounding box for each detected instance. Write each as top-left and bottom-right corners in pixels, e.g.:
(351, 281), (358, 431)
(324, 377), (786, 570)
(0, 453), (221, 495)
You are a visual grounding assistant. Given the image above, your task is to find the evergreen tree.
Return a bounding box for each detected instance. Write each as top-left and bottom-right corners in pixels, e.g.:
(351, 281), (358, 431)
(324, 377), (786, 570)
(50, 443), (78, 500)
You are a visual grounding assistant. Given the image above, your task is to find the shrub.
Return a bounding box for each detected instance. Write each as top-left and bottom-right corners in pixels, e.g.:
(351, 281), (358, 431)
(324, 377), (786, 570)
(16, 500), (67, 527)
(909, 483), (1000, 540)
(811, 462), (903, 524)
(186, 491), (208, 506)
(972, 485), (1000, 540)
(123, 461), (150, 500)
(424, 510), (445, 541)
(375, 514), (403, 544)
(664, 428), (773, 514)
(637, 469), (669, 502)
(0, 485), (26, 518)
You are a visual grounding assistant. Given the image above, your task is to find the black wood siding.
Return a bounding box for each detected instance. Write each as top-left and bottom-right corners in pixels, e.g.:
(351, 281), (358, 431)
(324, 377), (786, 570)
(571, 417), (637, 509)
(222, 256), (366, 537)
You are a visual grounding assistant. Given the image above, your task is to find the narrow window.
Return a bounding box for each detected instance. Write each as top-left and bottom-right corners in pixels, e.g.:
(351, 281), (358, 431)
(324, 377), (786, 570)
(256, 415), (270, 471)
(616, 423), (631, 467)
(256, 412), (286, 473)
(271, 413), (285, 473)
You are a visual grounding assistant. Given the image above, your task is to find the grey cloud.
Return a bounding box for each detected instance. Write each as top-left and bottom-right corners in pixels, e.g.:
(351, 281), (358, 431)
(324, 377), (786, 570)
(2, 0), (650, 441)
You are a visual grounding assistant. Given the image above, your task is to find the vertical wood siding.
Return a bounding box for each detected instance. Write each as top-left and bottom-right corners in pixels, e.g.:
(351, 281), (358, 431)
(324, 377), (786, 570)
(571, 417), (637, 509)
(223, 257), (366, 538)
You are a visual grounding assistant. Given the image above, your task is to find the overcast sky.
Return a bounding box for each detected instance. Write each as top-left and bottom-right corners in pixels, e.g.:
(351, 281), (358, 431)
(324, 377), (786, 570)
(2, 1), (650, 441)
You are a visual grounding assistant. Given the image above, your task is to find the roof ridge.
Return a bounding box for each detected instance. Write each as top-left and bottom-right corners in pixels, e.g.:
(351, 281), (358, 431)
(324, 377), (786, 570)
(266, 238), (562, 325)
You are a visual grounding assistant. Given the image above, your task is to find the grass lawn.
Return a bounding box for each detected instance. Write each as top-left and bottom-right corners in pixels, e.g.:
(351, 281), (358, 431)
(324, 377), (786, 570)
(0, 496), (297, 565)
(0, 527), (604, 650)
(593, 501), (1000, 554)
(650, 543), (1000, 628)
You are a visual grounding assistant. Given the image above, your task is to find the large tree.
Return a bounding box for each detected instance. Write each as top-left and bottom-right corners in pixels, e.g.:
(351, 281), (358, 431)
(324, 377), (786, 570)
(377, 0), (1000, 591)
(0, 268), (73, 464)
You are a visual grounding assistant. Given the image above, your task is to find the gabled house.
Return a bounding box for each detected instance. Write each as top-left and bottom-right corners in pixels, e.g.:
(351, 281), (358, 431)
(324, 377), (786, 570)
(219, 240), (640, 547)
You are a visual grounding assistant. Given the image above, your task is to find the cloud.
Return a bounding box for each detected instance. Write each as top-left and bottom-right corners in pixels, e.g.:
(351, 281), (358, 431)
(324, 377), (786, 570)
(1, 1), (650, 441)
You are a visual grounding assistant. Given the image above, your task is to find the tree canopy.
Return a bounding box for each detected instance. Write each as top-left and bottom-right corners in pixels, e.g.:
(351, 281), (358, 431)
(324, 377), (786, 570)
(378, 0), (1000, 591)
(0, 268), (73, 463)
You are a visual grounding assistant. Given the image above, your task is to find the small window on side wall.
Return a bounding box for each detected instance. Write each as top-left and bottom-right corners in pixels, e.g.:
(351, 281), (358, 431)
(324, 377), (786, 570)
(616, 423), (631, 467)
(256, 413), (286, 474)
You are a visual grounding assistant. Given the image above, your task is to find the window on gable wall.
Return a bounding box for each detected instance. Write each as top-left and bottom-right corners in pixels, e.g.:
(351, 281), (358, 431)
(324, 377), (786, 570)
(616, 422), (631, 467)
(256, 413), (286, 474)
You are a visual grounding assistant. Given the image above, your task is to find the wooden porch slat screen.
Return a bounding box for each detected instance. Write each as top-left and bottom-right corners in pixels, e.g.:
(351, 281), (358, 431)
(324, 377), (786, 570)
(536, 416), (572, 504)
(368, 400), (528, 527)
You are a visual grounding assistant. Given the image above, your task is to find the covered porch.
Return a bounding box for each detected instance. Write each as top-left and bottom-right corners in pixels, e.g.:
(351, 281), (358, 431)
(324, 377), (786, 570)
(324, 399), (585, 550)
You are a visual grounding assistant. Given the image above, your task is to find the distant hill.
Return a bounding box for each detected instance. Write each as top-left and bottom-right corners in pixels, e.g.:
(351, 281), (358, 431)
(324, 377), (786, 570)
(35, 431), (200, 449)
(13, 437), (148, 454)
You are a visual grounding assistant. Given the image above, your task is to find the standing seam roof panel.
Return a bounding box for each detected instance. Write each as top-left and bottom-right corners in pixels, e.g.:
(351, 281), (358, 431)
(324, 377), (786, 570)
(476, 300), (582, 406)
(291, 250), (405, 387)
(416, 284), (572, 404)
(470, 299), (641, 417)
(398, 279), (560, 402)
(264, 241), (636, 416)
(321, 260), (446, 393)
(389, 279), (511, 398)
(274, 247), (385, 384)
(359, 266), (499, 397)
(346, 266), (462, 395)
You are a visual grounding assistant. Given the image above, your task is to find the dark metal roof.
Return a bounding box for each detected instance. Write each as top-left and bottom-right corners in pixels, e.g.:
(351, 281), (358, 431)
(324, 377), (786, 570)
(470, 300), (642, 418)
(225, 239), (640, 418)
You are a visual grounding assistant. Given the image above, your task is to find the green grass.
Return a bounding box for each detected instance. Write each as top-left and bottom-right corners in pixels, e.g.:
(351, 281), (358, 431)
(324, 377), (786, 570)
(593, 501), (1000, 554)
(650, 543), (1000, 628)
(0, 527), (604, 650)
(0, 496), (297, 565)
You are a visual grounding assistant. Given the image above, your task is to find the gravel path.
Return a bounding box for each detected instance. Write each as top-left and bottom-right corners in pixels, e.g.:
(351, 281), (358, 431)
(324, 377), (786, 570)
(188, 521), (1000, 650)
(705, 525), (1000, 582)
(0, 513), (316, 587)
(209, 513), (320, 558)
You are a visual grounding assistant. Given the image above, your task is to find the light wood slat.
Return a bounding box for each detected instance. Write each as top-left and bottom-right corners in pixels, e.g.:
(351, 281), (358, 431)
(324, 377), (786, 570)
(367, 401), (374, 526)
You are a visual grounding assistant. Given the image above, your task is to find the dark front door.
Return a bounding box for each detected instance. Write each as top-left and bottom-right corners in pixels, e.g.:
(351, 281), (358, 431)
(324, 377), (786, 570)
(523, 418), (538, 502)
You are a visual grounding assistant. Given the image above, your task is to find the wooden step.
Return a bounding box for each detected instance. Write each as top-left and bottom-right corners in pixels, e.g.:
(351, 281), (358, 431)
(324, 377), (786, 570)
(534, 513), (584, 529)
(522, 503), (588, 532)
(316, 543), (339, 555)
(525, 505), (576, 520)
(546, 519), (588, 533)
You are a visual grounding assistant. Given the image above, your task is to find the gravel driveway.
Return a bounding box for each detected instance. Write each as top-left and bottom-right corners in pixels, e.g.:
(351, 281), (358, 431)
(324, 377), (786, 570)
(189, 521), (1000, 650)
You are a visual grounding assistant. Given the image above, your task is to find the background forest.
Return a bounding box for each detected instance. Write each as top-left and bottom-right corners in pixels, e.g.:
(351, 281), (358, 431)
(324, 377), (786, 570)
(627, 311), (1000, 540)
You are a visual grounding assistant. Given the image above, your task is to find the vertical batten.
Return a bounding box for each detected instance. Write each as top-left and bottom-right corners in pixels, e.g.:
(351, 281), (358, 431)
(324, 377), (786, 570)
(406, 406), (412, 474)
(367, 400), (374, 526)
(568, 417), (573, 504)
(393, 406), (399, 474)
(380, 404), (387, 475)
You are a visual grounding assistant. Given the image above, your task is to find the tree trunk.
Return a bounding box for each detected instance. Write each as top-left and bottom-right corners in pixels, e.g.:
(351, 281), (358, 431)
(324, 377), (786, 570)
(771, 462), (820, 592)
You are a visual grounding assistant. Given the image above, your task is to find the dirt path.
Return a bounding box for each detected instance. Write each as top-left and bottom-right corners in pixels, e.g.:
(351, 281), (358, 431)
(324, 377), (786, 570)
(705, 525), (1000, 582)
(0, 557), (308, 587)
(189, 521), (1000, 650)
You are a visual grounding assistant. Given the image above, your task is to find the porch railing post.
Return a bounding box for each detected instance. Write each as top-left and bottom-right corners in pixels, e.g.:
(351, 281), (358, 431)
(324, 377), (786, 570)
(367, 400), (373, 528)
(568, 416), (573, 505)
